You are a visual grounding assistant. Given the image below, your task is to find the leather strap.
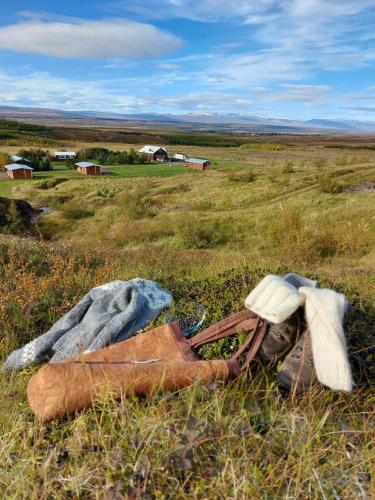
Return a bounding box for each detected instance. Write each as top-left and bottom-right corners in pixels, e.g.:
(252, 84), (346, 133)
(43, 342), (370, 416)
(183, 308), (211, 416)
(239, 320), (268, 371)
(189, 310), (255, 348)
(188, 310), (269, 372)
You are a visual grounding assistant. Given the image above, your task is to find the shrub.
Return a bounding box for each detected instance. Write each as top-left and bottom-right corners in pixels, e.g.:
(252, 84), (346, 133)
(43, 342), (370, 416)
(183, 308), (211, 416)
(282, 161), (295, 174)
(119, 185), (159, 220)
(177, 217), (230, 249)
(240, 143), (285, 151)
(267, 166), (280, 183)
(60, 202), (94, 220)
(313, 218), (370, 257)
(0, 151), (10, 169)
(227, 170), (256, 183)
(65, 159), (76, 169)
(313, 158), (327, 170)
(51, 195), (74, 208)
(38, 178), (68, 190)
(2, 200), (26, 235)
(265, 209), (319, 263)
(318, 174), (346, 193)
(96, 187), (114, 199)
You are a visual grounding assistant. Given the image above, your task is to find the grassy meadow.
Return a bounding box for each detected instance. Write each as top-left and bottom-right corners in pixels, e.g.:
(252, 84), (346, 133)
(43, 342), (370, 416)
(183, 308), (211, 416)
(0, 132), (375, 498)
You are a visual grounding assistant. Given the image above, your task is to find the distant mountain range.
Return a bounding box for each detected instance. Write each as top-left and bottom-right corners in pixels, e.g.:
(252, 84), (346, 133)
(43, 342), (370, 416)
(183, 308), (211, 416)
(1, 105), (375, 133)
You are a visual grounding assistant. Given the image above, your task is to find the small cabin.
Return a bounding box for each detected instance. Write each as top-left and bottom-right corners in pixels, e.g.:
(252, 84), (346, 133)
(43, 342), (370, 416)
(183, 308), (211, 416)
(53, 151), (76, 161)
(5, 164), (34, 179)
(75, 161), (103, 175)
(138, 145), (169, 162)
(184, 158), (211, 171)
(10, 155), (32, 167)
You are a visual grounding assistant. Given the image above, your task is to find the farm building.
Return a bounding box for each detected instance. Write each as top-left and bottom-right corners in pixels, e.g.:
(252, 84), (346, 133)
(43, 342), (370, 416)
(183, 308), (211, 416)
(75, 161), (103, 175)
(4, 164), (34, 179)
(10, 155), (32, 166)
(184, 158), (211, 171)
(53, 151), (76, 161)
(172, 153), (187, 162)
(138, 145), (169, 161)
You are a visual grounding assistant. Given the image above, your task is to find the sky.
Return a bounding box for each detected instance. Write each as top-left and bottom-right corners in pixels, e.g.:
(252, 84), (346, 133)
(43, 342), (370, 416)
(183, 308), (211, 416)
(0, 0), (375, 120)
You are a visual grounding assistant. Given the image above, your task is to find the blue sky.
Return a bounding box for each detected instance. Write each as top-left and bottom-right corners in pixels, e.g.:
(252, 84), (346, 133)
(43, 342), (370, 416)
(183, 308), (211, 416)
(0, 0), (374, 120)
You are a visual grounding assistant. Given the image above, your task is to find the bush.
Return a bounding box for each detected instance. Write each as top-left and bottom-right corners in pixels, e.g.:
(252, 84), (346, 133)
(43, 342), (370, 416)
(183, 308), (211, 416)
(38, 178), (68, 190)
(282, 161), (295, 174)
(313, 158), (328, 170)
(313, 218), (370, 257)
(97, 187), (114, 199)
(240, 143), (285, 151)
(318, 174), (346, 193)
(119, 185), (159, 220)
(65, 159), (76, 169)
(227, 170), (256, 183)
(0, 151), (10, 170)
(60, 201), (94, 220)
(177, 217), (230, 249)
(51, 195), (74, 208)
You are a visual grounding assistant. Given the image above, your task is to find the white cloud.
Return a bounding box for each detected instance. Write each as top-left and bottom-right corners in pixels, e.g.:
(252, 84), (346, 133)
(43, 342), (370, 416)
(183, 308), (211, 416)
(0, 17), (181, 59)
(152, 92), (253, 111)
(116, 0), (375, 23)
(118, 0), (277, 22)
(255, 84), (331, 106)
(0, 71), (253, 113)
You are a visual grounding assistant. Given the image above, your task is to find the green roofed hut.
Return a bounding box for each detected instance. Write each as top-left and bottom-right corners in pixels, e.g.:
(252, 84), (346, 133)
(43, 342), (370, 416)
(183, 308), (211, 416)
(184, 158), (211, 171)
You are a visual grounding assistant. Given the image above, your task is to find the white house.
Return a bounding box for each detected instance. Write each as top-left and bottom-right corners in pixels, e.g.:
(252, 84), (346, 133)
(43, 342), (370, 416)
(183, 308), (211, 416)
(53, 151), (76, 160)
(138, 145), (169, 161)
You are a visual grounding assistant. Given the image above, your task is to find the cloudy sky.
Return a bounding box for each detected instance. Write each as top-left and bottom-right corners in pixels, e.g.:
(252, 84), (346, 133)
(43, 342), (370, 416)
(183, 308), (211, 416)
(0, 0), (375, 119)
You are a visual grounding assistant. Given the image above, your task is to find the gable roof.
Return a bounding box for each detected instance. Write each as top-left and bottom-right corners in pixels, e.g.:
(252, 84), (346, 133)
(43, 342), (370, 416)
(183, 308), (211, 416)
(186, 158), (209, 164)
(54, 151), (76, 156)
(138, 145), (168, 154)
(75, 161), (101, 168)
(11, 155), (29, 163)
(5, 163), (34, 171)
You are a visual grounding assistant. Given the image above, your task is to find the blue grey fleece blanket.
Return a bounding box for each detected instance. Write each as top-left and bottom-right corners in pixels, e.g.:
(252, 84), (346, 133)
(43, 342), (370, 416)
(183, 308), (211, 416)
(3, 279), (172, 371)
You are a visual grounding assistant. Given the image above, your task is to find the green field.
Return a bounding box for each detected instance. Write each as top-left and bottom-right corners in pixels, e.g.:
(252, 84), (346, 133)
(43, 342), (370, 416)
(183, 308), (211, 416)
(0, 134), (374, 498)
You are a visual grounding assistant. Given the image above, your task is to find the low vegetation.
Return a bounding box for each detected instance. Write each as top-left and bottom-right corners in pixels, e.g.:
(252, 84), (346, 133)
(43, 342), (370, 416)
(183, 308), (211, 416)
(0, 131), (374, 497)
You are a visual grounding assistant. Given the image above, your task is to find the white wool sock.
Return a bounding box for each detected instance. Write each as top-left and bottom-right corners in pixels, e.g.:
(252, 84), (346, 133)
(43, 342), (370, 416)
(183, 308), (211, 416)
(299, 287), (353, 392)
(245, 275), (305, 323)
(245, 273), (353, 392)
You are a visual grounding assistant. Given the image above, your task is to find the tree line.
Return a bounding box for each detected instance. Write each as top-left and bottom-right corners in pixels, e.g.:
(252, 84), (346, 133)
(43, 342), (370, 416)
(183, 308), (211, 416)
(70, 147), (149, 166)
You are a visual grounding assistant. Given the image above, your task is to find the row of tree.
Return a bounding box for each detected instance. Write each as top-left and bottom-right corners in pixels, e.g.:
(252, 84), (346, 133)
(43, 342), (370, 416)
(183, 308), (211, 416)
(73, 147), (149, 166)
(0, 119), (48, 133)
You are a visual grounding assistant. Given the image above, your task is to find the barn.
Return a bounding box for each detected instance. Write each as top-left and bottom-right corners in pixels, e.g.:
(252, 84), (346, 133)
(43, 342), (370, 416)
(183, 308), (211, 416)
(184, 158), (211, 171)
(138, 145), (169, 161)
(53, 151), (76, 161)
(75, 161), (103, 175)
(5, 164), (34, 179)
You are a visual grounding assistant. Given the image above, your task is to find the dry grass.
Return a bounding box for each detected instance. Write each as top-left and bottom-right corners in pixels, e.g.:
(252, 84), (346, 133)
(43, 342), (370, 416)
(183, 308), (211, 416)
(0, 138), (375, 497)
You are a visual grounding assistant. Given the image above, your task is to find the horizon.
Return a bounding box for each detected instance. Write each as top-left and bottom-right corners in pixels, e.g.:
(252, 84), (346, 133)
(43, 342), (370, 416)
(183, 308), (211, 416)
(0, 1), (375, 121)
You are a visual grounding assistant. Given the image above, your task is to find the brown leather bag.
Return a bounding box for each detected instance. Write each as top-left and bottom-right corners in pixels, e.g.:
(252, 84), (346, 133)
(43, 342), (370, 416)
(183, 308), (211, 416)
(27, 311), (268, 421)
